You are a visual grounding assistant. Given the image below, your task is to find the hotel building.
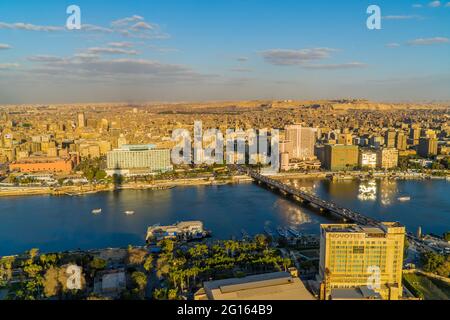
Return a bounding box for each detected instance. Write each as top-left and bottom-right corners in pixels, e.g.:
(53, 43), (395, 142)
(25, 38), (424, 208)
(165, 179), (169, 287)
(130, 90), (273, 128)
(106, 144), (173, 176)
(319, 222), (405, 300)
(285, 125), (316, 160)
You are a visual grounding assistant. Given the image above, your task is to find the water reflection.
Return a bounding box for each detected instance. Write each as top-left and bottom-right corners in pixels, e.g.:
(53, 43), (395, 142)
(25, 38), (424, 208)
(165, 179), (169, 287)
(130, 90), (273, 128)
(274, 199), (312, 226)
(379, 179), (399, 206)
(358, 180), (377, 201)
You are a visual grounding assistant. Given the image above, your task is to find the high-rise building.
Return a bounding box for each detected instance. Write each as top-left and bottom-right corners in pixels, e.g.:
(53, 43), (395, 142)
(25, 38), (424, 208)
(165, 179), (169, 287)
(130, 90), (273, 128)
(117, 134), (127, 149)
(285, 125), (316, 160)
(369, 136), (384, 149)
(376, 148), (399, 169)
(395, 132), (407, 151)
(359, 149), (377, 169)
(408, 128), (421, 146)
(338, 133), (353, 146)
(384, 131), (396, 148)
(323, 144), (359, 171)
(418, 137), (438, 158)
(319, 222), (405, 300)
(77, 112), (86, 128)
(106, 144), (173, 176)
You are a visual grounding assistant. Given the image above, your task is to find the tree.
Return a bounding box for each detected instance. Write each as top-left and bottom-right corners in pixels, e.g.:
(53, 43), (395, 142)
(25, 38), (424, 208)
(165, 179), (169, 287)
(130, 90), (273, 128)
(90, 257), (107, 270)
(444, 232), (450, 242)
(143, 256), (153, 272)
(159, 239), (175, 255)
(42, 267), (60, 298)
(255, 234), (268, 248)
(131, 271), (147, 299)
(127, 247), (148, 265)
(153, 288), (168, 300)
(39, 254), (58, 268)
(28, 248), (39, 263)
(132, 272), (147, 291)
(23, 264), (43, 278)
(95, 170), (107, 181)
(168, 288), (178, 300)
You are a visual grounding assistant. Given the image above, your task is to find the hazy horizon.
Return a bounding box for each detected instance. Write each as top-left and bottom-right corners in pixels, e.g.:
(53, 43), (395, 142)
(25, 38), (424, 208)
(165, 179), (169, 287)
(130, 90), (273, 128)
(1, 0), (449, 104)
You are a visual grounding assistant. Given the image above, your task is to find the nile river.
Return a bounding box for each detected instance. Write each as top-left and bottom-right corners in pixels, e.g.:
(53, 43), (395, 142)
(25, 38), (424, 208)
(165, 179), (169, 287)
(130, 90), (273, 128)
(0, 179), (449, 256)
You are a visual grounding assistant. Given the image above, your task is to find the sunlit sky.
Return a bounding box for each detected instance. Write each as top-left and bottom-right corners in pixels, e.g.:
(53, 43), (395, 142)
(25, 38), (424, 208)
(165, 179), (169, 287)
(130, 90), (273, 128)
(0, 0), (449, 104)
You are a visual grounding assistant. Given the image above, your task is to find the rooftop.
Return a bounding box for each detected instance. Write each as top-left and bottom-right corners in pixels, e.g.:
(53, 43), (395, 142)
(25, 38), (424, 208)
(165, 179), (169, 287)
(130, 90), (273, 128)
(201, 272), (314, 300)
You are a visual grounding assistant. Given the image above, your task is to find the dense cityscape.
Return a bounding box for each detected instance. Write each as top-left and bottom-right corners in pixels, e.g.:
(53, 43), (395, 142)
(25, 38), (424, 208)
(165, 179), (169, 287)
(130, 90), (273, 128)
(0, 0), (449, 310)
(0, 99), (449, 301)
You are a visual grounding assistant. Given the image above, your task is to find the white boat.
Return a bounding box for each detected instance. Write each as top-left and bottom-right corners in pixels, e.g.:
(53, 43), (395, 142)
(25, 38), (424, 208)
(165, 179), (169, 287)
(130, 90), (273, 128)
(397, 196), (411, 202)
(91, 208), (102, 214)
(125, 210), (135, 216)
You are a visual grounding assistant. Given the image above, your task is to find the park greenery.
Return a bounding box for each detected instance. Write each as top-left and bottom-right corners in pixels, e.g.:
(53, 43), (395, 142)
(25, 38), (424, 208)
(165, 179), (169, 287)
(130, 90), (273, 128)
(75, 157), (107, 182)
(152, 235), (292, 299)
(421, 252), (450, 278)
(1, 237), (293, 301)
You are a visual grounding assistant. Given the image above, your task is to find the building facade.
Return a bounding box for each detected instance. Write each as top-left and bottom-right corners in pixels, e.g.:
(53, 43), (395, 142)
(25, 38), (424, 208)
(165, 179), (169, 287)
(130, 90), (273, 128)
(323, 144), (359, 171)
(9, 157), (74, 173)
(106, 144), (172, 176)
(418, 137), (438, 158)
(285, 125), (316, 160)
(376, 148), (399, 169)
(359, 149), (377, 169)
(319, 223), (405, 300)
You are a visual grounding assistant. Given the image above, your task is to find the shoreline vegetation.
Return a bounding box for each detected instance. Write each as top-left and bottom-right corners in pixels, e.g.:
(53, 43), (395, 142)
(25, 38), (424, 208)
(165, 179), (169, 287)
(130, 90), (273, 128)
(0, 170), (448, 198)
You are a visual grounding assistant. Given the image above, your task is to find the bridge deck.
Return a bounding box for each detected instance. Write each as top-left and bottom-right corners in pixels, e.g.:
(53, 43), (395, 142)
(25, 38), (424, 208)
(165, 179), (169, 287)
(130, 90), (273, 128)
(242, 167), (380, 226)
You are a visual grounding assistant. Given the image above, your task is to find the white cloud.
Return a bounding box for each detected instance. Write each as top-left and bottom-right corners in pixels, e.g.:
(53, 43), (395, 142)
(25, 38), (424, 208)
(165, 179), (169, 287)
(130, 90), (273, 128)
(111, 15), (144, 27)
(385, 43), (401, 48)
(130, 21), (154, 31)
(0, 43), (12, 49)
(86, 47), (139, 55)
(27, 54), (214, 82)
(0, 15), (168, 39)
(81, 24), (113, 33)
(428, 1), (441, 7)
(407, 37), (449, 45)
(412, 4), (423, 8)
(27, 55), (66, 62)
(230, 67), (253, 72)
(383, 15), (422, 20)
(0, 22), (63, 32)
(0, 63), (19, 70)
(302, 62), (367, 70)
(261, 48), (336, 65)
(108, 42), (134, 48)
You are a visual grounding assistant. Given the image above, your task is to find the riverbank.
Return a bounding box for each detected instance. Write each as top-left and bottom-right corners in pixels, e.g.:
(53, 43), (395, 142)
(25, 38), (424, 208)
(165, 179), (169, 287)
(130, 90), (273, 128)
(0, 175), (253, 198)
(273, 170), (450, 181)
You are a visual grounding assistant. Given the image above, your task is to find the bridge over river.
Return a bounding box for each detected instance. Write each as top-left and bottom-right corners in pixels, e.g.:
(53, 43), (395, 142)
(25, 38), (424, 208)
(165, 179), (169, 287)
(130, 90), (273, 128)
(234, 166), (435, 253)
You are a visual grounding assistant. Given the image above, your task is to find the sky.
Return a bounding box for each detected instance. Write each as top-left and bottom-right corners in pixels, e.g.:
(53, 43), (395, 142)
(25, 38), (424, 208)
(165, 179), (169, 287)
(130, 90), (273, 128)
(0, 0), (449, 104)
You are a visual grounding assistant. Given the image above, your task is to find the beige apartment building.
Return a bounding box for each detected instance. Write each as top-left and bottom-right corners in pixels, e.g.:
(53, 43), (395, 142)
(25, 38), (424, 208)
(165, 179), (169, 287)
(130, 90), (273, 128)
(319, 223), (405, 300)
(323, 144), (359, 171)
(418, 137), (438, 158)
(376, 148), (399, 169)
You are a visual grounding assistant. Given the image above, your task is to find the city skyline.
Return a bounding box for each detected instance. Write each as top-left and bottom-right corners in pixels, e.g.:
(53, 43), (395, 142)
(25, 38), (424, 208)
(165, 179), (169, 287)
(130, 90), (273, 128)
(0, 0), (449, 104)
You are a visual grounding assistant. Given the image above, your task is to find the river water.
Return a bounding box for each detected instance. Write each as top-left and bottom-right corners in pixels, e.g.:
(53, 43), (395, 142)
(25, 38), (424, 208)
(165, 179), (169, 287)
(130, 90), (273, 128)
(0, 179), (449, 256)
